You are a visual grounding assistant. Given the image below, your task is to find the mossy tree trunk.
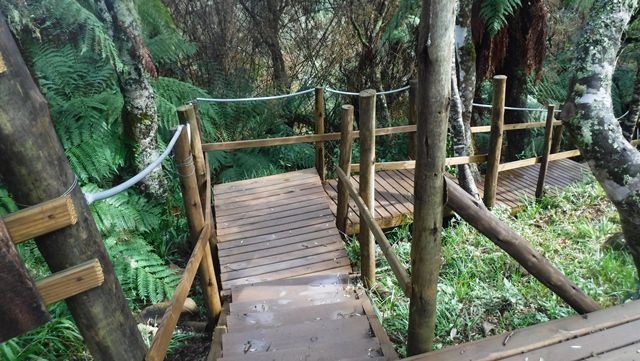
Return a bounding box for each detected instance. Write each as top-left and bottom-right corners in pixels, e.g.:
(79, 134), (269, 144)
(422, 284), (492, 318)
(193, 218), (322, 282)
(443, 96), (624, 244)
(562, 0), (640, 277)
(0, 14), (146, 361)
(104, 0), (167, 197)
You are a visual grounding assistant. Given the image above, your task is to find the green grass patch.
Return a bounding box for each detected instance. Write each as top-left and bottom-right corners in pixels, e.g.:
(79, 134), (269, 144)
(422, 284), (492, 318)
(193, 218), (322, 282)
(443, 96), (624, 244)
(347, 176), (638, 357)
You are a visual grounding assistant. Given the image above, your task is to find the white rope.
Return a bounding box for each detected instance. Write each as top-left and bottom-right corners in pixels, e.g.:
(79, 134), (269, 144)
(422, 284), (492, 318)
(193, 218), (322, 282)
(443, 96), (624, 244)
(195, 88), (315, 103)
(472, 103), (560, 112)
(84, 125), (187, 205)
(616, 110), (630, 120)
(325, 85), (410, 96)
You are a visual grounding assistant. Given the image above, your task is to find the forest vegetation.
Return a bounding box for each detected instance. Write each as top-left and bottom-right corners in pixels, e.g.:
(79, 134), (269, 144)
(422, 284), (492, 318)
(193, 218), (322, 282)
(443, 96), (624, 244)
(0, 0), (639, 359)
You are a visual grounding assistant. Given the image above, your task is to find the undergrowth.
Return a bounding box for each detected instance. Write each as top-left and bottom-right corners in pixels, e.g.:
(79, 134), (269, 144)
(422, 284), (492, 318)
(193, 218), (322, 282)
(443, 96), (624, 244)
(346, 175), (637, 357)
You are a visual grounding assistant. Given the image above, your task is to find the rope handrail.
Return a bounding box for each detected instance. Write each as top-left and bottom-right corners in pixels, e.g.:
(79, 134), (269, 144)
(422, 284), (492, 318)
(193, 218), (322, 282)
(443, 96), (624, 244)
(84, 125), (187, 205)
(325, 85), (410, 96)
(195, 88), (315, 103)
(472, 103), (560, 112)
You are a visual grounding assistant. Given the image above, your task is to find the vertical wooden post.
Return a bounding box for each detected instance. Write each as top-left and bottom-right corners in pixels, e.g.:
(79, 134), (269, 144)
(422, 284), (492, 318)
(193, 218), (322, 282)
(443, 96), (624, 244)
(359, 89), (376, 286)
(336, 105), (355, 234)
(408, 80), (418, 160)
(483, 75), (507, 208)
(0, 16), (147, 360)
(174, 129), (221, 322)
(551, 123), (564, 154)
(535, 105), (556, 198)
(314, 87), (326, 181)
(177, 105), (207, 206)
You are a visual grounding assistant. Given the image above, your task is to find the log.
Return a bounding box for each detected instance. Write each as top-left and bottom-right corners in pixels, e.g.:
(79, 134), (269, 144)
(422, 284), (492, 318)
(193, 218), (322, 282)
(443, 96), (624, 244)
(174, 129), (222, 322)
(483, 75), (507, 208)
(3, 195), (77, 244)
(358, 89), (377, 286)
(0, 14), (146, 360)
(177, 105), (207, 200)
(408, 1), (455, 354)
(445, 177), (601, 314)
(536, 105), (556, 198)
(0, 219), (50, 342)
(336, 168), (411, 296)
(336, 105), (354, 234)
(314, 87), (326, 181)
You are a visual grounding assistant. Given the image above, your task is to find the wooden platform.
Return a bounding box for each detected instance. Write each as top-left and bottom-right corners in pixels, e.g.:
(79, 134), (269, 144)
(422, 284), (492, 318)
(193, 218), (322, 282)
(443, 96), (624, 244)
(324, 158), (589, 234)
(405, 300), (640, 361)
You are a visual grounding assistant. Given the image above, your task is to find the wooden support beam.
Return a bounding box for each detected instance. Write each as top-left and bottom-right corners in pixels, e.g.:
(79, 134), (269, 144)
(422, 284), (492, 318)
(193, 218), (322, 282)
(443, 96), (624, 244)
(200, 125), (416, 151)
(631, 139), (639, 146)
(336, 168), (411, 296)
(146, 227), (210, 361)
(445, 177), (601, 314)
(314, 87), (326, 181)
(3, 195), (77, 244)
(408, 80), (417, 160)
(0, 219), (49, 342)
(177, 105), (207, 201)
(336, 105), (355, 234)
(470, 120), (562, 134)
(36, 258), (104, 305)
(349, 154), (489, 173)
(174, 129), (221, 322)
(536, 105), (556, 198)
(483, 75), (507, 208)
(358, 89), (376, 286)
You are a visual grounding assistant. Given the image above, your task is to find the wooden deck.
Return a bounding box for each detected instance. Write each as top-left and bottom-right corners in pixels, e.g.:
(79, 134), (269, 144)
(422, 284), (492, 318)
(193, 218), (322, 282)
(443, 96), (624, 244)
(324, 158), (589, 234)
(405, 299), (640, 361)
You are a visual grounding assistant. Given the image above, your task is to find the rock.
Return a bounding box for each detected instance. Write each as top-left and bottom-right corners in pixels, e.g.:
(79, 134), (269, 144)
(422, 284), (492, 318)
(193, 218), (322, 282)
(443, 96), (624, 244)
(138, 297), (199, 324)
(602, 232), (627, 251)
(482, 321), (496, 336)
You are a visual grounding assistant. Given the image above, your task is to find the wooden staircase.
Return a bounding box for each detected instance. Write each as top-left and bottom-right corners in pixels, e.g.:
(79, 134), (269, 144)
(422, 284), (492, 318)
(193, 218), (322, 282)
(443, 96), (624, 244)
(214, 273), (394, 361)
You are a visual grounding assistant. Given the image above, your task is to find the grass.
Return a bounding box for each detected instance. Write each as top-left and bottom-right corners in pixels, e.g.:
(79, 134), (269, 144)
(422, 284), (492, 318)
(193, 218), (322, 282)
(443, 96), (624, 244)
(346, 175), (638, 357)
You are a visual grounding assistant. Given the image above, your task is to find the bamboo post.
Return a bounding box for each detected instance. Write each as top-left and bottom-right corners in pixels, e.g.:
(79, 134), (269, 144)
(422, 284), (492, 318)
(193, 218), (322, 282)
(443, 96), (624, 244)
(173, 129), (221, 322)
(314, 87), (326, 181)
(483, 75), (507, 208)
(551, 123), (564, 154)
(359, 89), (376, 286)
(535, 105), (556, 198)
(408, 80), (418, 160)
(336, 105), (355, 234)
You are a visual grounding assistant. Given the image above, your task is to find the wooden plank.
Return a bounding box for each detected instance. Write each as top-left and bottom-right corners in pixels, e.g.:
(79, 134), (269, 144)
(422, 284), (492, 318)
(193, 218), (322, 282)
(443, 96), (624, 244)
(349, 154), (488, 172)
(216, 191), (329, 222)
(217, 202), (327, 229)
(206, 303), (228, 361)
(215, 178), (321, 204)
(548, 149), (581, 161)
(0, 219), (50, 342)
(498, 156), (541, 172)
(36, 258), (104, 305)
(470, 120), (562, 133)
(214, 176), (320, 201)
(217, 208), (335, 237)
(220, 234), (341, 264)
(214, 169), (318, 195)
(218, 214), (335, 243)
(229, 273), (350, 303)
(3, 195), (77, 244)
(218, 220), (338, 250)
(583, 341), (640, 360)
(221, 248), (349, 282)
(375, 172), (413, 214)
(218, 228), (339, 257)
(501, 319), (640, 361)
(146, 227), (210, 361)
(214, 187), (328, 216)
(202, 125), (416, 152)
(404, 300), (640, 361)
(360, 295), (399, 360)
(223, 260), (351, 288)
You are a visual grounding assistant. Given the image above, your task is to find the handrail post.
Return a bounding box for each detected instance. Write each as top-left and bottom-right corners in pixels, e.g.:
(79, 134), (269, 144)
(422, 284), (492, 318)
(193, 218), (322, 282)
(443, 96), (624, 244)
(173, 129), (221, 322)
(314, 87), (326, 181)
(408, 80), (418, 160)
(535, 105), (556, 198)
(359, 89), (376, 286)
(483, 75), (507, 208)
(336, 105), (355, 234)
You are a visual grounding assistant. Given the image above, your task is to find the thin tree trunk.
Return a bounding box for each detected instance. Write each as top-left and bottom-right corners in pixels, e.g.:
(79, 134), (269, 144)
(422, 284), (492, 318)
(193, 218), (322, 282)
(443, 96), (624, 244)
(408, 0), (455, 355)
(450, 54), (482, 201)
(104, 0), (167, 197)
(562, 0), (640, 277)
(0, 15), (146, 360)
(629, 66), (640, 140)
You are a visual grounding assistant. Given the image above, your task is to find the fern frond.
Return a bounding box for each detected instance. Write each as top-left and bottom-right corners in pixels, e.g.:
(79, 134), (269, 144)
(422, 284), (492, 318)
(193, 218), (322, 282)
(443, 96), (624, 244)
(480, 0), (522, 36)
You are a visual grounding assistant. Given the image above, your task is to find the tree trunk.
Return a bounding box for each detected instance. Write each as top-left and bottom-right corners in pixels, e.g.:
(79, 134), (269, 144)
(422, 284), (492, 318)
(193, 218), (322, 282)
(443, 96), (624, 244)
(408, 0), (455, 355)
(562, 0), (640, 277)
(630, 66), (640, 140)
(0, 15), (146, 360)
(450, 54), (482, 201)
(104, 0), (167, 197)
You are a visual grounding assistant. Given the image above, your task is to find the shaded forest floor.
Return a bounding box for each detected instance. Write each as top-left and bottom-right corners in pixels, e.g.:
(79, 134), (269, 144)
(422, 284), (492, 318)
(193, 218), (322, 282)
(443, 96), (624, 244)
(346, 175), (638, 357)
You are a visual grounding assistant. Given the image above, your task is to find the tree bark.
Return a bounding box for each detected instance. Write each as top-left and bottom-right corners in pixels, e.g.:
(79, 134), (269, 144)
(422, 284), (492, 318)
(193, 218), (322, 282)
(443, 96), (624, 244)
(450, 53), (482, 201)
(104, 0), (167, 197)
(408, 0), (455, 355)
(629, 66), (640, 140)
(0, 15), (146, 360)
(562, 0), (640, 277)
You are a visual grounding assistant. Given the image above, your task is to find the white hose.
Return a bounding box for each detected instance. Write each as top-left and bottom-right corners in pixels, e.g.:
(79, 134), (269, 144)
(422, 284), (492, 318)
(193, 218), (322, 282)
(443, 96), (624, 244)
(84, 125), (187, 205)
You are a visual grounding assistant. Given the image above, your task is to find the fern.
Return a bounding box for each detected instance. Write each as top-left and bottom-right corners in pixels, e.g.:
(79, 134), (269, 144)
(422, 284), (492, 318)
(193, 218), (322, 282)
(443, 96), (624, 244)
(480, 0), (522, 36)
(0, 187), (17, 216)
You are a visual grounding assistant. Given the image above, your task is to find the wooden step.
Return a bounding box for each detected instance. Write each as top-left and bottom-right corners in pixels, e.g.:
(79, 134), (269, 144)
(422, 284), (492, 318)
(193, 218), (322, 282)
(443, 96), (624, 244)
(227, 299), (365, 332)
(217, 338), (383, 361)
(222, 316), (374, 356)
(231, 273), (351, 303)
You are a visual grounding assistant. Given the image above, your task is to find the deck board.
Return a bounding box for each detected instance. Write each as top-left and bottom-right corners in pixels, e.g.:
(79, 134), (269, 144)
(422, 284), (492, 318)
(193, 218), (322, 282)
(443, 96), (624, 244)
(325, 158), (589, 234)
